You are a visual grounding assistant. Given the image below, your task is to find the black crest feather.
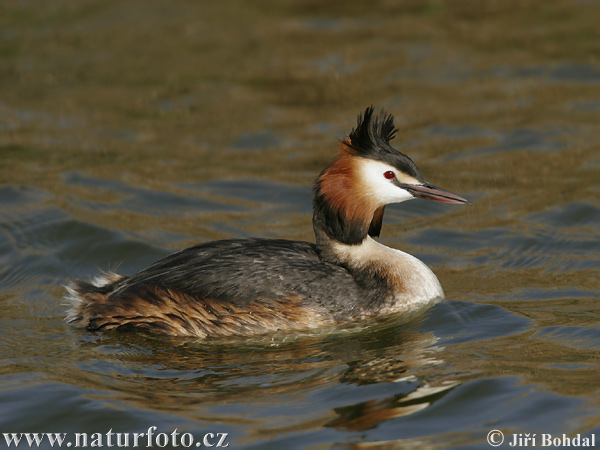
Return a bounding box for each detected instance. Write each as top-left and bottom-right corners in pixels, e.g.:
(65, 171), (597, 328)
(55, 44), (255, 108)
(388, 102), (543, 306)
(348, 106), (397, 150)
(345, 106), (424, 182)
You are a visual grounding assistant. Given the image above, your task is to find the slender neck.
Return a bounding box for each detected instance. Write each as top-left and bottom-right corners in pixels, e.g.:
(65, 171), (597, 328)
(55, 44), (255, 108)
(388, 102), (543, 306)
(312, 171), (382, 269)
(312, 165), (444, 312)
(312, 155), (384, 249)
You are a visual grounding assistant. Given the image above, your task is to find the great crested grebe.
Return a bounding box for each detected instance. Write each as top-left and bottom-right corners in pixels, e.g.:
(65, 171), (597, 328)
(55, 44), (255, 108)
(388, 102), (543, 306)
(66, 107), (468, 338)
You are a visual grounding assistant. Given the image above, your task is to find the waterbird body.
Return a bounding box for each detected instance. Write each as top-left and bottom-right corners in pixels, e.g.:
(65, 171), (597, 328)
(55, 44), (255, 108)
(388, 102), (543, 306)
(66, 107), (469, 338)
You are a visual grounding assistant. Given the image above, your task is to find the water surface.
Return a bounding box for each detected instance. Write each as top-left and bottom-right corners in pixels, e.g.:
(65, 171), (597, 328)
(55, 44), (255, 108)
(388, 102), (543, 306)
(1, 1), (599, 449)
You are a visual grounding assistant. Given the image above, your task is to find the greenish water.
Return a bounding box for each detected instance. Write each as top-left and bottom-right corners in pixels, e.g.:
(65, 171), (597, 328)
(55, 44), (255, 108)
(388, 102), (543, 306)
(1, 1), (599, 449)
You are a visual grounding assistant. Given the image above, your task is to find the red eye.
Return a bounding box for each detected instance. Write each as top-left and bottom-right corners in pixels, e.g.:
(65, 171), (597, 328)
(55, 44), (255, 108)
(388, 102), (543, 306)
(384, 170), (396, 180)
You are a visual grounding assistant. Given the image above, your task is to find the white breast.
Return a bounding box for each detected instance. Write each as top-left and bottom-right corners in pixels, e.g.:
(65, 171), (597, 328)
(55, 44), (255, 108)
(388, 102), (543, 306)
(332, 236), (444, 314)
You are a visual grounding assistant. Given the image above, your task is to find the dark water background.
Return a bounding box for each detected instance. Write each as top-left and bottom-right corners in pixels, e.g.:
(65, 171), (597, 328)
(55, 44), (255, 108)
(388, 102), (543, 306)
(1, 1), (599, 449)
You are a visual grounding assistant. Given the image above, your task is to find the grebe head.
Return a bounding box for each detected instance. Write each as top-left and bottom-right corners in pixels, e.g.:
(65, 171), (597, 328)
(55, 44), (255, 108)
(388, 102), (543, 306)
(313, 106), (469, 245)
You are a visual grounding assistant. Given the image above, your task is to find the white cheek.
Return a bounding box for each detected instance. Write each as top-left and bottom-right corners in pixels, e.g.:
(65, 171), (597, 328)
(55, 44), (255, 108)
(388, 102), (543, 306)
(359, 160), (416, 204)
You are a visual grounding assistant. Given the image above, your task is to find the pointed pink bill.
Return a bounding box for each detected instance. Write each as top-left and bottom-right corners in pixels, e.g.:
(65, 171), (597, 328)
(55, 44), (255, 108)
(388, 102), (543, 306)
(404, 182), (470, 204)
